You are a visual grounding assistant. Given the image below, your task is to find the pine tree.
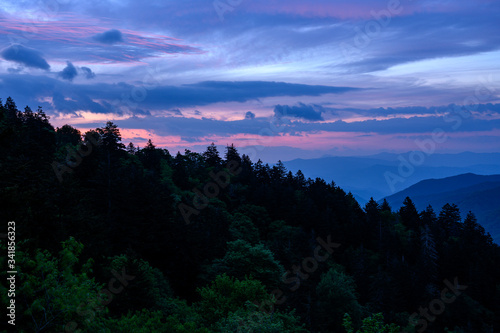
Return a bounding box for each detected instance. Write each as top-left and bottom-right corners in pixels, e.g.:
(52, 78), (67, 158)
(224, 143), (241, 164)
(203, 142), (222, 168)
(438, 203), (461, 238)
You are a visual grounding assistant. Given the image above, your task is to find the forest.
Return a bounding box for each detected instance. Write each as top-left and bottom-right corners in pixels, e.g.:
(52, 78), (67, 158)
(0, 97), (499, 332)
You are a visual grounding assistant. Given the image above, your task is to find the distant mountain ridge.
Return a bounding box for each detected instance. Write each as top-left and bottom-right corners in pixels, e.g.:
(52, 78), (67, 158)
(283, 152), (500, 204)
(382, 173), (500, 243)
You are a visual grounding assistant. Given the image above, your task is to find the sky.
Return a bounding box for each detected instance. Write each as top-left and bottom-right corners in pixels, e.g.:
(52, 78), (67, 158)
(1, 0), (499, 162)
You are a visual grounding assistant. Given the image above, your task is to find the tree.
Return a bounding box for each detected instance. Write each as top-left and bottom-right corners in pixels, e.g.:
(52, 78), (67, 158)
(224, 143), (241, 164)
(294, 170), (306, 189)
(126, 142), (138, 154)
(420, 224), (438, 294)
(271, 160), (287, 182)
(99, 121), (125, 151)
(229, 213), (260, 244)
(103, 254), (173, 315)
(196, 274), (270, 326)
(461, 211), (492, 246)
(209, 240), (285, 289)
(137, 139), (170, 174)
(438, 203), (461, 238)
(343, 312), (399, 333)
(420, 205), (437, 227)
(365, 198), (381, 245)
(56, 124), (82, 146)
(315, 265), (364, 332)
(380, 199), (391, 213)
(94, 309), (210, 333)
(203, 143), (222, 168)
(197, 274), (307, 332)
(0, 238), (106, 332)
(399, 197), (420, 231)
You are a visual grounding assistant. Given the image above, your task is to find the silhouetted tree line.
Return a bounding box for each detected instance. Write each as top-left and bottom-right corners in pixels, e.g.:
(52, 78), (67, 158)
(1, 98), (499, 332)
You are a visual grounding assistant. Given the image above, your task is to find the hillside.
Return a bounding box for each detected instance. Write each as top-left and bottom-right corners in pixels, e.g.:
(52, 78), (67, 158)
(2, 100), (500, 332)
(383, 173), (500, 243)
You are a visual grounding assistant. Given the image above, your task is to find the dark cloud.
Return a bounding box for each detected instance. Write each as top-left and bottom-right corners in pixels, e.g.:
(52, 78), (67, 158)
(58, 62), (96, 82)
(81, 67), (96, 79)
(325, 104), (500, 117)
(245, 111), (255, 119)
(185, 81), (357, 100)
(93, 29), (124, 44)
(1, 44), (50, 70)
(59, 61), (78, 81)
(170, 108), (183, 116)
(296, 116), (500, 134)
(0, 74), (357, 117)
(146, 80), (355, 109)
(274, 103), (324, 121)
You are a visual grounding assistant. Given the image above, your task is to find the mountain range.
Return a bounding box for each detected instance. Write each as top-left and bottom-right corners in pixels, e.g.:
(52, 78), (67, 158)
(382, 173), (500, 243)
(283, 152), (500, 204)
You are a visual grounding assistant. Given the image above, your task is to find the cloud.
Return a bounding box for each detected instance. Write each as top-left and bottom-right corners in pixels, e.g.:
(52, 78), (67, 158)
(1, 44), (50, 70)
(296, 116), (500, 134)
(245, 111), (255, 119)
(93, 29), (124, 44)
(58, 62), (96, 81)
(274, 103), (324, 121)
(7, 67), (22, 74)
(81, 67), (96, 79)
(73, 113), (500, 142)
(324, 104), (500, 118)
(0, 17), (203, 63)
(170, 108), (183, 116)
(59, 61), (78, 81)
(0, 74), (358, 117)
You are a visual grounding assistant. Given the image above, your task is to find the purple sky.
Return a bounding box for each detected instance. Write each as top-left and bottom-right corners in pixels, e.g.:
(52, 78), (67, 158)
(1, 0), (499, 162)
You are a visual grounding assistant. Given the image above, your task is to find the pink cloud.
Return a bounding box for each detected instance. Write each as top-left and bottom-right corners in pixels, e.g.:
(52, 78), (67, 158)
(0, 14), (202, 63)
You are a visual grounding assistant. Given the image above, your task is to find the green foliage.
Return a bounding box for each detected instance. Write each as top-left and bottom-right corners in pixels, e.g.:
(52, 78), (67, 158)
(0, 237), (106, 332)
(197, 274), (307, 332)
(215, 306), (307, 333)
(196, 274), (270, 326)
(209, 240), (285, 288)
(104, 254), (173, 314)
(229, 213), (260, 244)
(95, 309), (210, 333)
(343, 312), (400, 333)
(316, 265), (364, 332)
